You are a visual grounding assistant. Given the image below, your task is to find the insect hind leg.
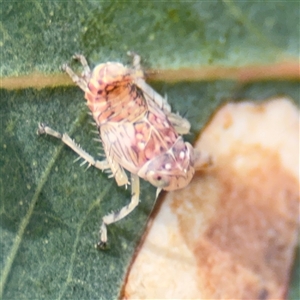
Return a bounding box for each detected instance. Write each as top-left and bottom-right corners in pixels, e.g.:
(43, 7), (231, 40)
(97, 173), (140, 249)
(62, 54), (92, 92)
(37, 123), (109, 171)
(72, 54), (91, 78)
(127, 51), (142, 71)
(62, 62), (88, 92)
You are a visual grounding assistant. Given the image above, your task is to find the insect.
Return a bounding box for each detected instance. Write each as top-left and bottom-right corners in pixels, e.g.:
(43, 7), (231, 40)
(38, 52), (196, 248)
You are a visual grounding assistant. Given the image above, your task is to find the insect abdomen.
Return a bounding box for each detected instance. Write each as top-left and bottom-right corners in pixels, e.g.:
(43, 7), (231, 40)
(84, 62), (148, 126)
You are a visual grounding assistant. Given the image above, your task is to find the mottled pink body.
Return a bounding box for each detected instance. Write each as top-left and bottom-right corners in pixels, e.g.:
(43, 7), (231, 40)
(85, 62), (195, 191)
(39, 54), (198, 247)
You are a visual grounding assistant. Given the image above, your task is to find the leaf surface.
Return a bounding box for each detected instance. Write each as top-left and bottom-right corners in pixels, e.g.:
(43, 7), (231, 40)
(0, 1), (299, 299)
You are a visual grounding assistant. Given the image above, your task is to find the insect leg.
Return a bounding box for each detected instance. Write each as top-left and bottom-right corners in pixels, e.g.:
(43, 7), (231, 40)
(105, 157), (129, 187)
(98, 173), (140, 249)
(127, 51), (142, 71)
(62, 63), (88, 92)
(37, 123), (109, 171)
(166, 112), (191, 135)
(72, 54), (91, 79)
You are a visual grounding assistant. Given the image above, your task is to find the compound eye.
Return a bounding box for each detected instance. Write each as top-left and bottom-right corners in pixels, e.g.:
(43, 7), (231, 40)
(147, 171), (170, 188)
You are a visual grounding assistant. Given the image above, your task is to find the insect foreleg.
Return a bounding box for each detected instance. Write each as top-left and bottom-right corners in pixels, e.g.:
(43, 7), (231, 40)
(98, 173), (140, 249)
(37, 123), (109, 171)
(72, 54), (91, 77)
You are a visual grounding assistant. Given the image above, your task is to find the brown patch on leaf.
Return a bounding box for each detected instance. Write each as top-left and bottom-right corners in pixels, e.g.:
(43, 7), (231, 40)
(122, 98), (299, 300)
(177, 146), (299, 299)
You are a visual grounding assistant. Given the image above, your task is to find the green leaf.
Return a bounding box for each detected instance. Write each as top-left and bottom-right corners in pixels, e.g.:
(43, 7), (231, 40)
(1, 1), (299, 299)
(1, 0), (299, 76)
